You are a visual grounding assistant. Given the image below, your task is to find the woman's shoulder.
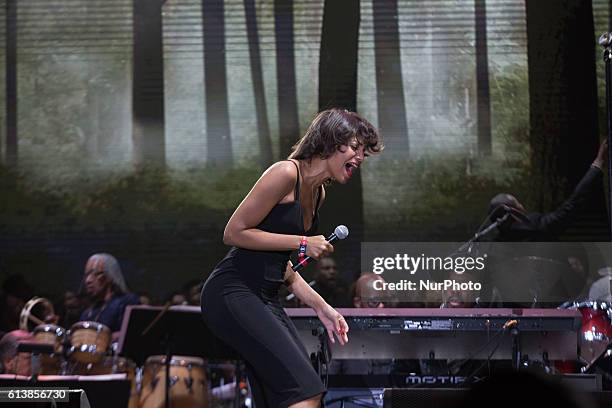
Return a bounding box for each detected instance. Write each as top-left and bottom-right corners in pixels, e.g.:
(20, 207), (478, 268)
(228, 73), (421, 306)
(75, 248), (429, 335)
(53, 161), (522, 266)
(263, 160), (299, 182)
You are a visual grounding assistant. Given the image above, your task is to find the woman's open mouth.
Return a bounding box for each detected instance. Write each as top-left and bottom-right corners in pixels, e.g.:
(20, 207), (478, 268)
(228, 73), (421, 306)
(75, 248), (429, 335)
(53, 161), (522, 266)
(344, 162), (358, 178)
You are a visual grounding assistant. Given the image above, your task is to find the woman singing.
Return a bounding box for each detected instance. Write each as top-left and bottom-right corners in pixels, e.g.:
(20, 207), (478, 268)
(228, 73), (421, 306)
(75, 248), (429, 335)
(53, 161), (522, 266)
(201, 108), (382, 407)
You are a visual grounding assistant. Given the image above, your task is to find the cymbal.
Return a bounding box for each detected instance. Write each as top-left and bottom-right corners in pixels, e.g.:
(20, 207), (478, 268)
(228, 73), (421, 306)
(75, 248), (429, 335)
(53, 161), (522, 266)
(588, 276), (612, 302)
(598, 266), (612, 277)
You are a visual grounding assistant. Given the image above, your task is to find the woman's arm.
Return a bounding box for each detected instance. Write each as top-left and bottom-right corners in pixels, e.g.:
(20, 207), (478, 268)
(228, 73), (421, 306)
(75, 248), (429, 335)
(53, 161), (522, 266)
(223, 161), (299, 251)
(285, 262), (349, 345)
(223, 161), (333, 257)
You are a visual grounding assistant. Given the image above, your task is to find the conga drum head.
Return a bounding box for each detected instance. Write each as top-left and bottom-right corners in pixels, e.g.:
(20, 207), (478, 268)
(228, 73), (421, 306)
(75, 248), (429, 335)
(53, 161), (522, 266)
(32, 324), (66, 374)
(33, 324), (65, 353)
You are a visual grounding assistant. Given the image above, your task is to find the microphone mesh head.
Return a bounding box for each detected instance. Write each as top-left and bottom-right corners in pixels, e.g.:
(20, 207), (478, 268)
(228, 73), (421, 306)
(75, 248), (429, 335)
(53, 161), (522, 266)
(334, 225), (349, 240)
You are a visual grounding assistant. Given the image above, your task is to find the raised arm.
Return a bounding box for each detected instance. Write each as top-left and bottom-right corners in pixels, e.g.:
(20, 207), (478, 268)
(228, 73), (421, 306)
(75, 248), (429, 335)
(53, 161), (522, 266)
(539, 140), (607, 234)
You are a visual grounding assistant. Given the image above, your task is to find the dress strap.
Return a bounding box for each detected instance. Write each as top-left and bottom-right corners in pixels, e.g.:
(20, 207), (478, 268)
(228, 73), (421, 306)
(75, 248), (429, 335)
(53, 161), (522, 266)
(287, 160), (301, 201)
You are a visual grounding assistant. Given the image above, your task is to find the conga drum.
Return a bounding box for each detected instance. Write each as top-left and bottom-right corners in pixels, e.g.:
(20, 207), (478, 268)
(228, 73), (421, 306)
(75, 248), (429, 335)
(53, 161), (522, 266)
(33, 324), (65, 374)
(140, 355), (208, 408)
(74, 356), (139, 408)
(68, 321), (111, 364)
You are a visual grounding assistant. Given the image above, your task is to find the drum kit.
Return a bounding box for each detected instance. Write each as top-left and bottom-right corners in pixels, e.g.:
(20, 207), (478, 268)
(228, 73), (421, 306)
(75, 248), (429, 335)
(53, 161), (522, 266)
(489, 257), (612, 369)
(489, 259), (611, 376)
(18, 298), (212, 407)
(559, 267), (612, 371)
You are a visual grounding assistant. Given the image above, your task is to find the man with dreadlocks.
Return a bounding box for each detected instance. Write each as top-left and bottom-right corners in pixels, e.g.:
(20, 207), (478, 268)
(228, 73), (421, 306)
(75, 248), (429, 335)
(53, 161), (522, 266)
(79, 253), (139, 340)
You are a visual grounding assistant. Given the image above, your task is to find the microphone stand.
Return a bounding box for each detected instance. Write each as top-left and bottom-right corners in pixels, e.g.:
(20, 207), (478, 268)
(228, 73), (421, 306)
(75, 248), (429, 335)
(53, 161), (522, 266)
(442, 213), (509, 307)
(455, 213), (510, 255)
(599, 33), (612, 241)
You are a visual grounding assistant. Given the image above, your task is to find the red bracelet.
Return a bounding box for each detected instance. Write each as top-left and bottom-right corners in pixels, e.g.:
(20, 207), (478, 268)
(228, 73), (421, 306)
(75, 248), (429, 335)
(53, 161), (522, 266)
(298, 236), (307, 261)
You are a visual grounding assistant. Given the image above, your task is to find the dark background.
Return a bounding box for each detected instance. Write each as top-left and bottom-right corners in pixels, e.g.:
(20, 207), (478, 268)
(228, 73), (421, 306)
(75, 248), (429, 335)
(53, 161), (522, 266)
(0, 0), (610, 300)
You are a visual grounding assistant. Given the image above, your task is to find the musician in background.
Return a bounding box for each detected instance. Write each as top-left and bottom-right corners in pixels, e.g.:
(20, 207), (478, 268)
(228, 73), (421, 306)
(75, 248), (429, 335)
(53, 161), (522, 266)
(312, 256), (350, 307)
(79, 253), (139, 339)
(165, 291), (188, 306)
(183, 279), (204, 306)
(279, 258), (349, 308)
(483, 141), (608, 307)
(440, 269), (481, 308)
(56, 290), (84, 329)
(137, 291), (154, 306)
(489, 140), (607, 242)
(0, 330), (34, 375)
(352, 272), (388, 308)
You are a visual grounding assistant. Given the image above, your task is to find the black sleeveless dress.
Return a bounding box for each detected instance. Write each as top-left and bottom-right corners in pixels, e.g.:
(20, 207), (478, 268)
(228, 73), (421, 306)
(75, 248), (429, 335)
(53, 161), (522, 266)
(201, 161), (324, 407)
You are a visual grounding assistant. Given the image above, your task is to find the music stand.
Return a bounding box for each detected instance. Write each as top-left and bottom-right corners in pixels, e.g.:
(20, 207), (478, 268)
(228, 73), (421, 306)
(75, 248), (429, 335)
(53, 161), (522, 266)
(117, 305), (240, 408)
(16, 341), (54, 383)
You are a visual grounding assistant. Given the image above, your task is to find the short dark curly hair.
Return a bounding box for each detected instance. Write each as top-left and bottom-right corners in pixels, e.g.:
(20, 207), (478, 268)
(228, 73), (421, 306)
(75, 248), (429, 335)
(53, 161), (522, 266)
(288, 108), (383, 160)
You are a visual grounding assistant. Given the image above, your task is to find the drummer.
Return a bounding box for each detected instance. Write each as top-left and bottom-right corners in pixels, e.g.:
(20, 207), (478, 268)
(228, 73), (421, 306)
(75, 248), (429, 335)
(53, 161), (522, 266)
(79, 253), (139, 341)
(488, 140), (608, 242)
(484, 141), (608, 306)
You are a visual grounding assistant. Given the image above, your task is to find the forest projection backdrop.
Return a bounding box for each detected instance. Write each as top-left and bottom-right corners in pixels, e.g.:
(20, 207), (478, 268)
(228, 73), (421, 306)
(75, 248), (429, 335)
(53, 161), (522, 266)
(0, 0), (609, 297)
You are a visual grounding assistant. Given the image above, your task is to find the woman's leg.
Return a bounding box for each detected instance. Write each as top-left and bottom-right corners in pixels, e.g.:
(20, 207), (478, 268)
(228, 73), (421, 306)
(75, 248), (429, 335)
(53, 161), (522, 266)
(202, 281), (324, 407)
(288, 393), (322, 408)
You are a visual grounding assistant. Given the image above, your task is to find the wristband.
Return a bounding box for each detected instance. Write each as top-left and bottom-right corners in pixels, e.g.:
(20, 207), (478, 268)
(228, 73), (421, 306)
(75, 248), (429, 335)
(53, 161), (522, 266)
(298, 236), (307, 261)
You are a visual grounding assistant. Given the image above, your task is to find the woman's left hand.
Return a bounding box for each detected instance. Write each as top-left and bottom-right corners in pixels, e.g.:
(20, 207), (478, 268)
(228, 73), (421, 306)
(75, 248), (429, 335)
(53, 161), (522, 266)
(316, 304), (349, 345)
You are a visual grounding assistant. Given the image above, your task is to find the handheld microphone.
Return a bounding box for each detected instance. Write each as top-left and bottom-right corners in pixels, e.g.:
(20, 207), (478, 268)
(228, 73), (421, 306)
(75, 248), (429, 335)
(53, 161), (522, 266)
(292, 225), (349, 272)
(285, 225), (349, 302)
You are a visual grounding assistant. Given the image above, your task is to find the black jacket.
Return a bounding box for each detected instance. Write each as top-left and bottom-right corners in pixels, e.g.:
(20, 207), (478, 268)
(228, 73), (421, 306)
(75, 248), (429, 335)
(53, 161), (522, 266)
(495, 166), (603, 241)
